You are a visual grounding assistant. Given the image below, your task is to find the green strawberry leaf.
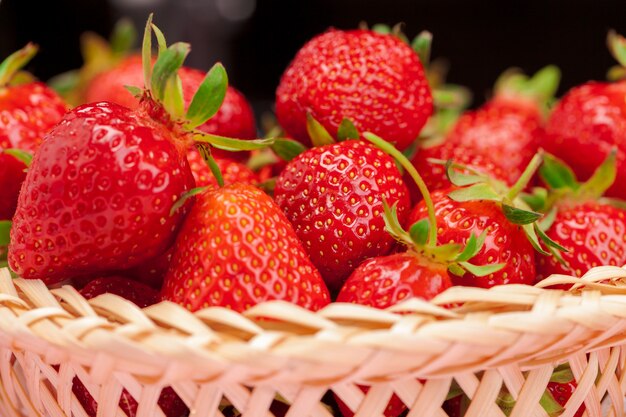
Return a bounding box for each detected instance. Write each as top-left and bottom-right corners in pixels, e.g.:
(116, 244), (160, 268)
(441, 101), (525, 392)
(506, 151), (544, 201)
(194, 133), (275, 152)
(578, 148), (617, 199)
(110, 18), (137, 56)
(4, 149), (33, 167)
(124, 85), (143, 98)
(186, 63), (228, 129)
(257, 178), (276, 194)
(550, 366), (575, 384)
(151, 42), (190, 102)
(524, 65), (561, 104)
(0, 42), (38, 87)
(496, 391), (516, 416)
(411, 31), (432, 67)
(523, 223), (550, 256)
(48, 70), (80, 95)
(520, 187), (548, 212)
(539, 390), (565, 416)
(271, 138), (307, 162)
(459, 261), (505, 277)
(337, 118), (359, 141)
(540, 153), (579, 191)
(206, 152), (224, 188)
(445, 159), (487, 187)
(306, 113), (335, 147)
(432, 85), (473, 110)
(535, 223), (568, 252)
(163, 74), (184, 119)
(538, 207), (557, 232)
(151, 23), (167, 54)
(170, 186), (208, 216)
(608, 30), (626, 68)
(429, 243), (463, 260)
(455, 231), (487, 262)
(0, 221), (11, 246)
(447, 183), (501, 203)
(502, 204), (543, 225)
(448, 263), (465, 277)
(409, 219), (430, 247)
(382, 200), (412, 244)
(402, 141), (419, 160)
(142, 14), (154, 92)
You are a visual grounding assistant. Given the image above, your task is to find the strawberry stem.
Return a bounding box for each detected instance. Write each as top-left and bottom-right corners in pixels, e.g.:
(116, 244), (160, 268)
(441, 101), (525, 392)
(364, 132), (438, 245)
(142, 13), (154, 93)
(0, 43), (38, 87)
(506, 151), (543, 201)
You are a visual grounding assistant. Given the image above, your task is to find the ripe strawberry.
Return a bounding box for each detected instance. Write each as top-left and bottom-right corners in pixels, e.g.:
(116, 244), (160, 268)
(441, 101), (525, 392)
(161, 183), (330, 312)
(276, 29), (433, 150)
(123, 248), (174, 289)
(0, 153), (27, 220)
(8, 101), (195, 283)
(187, 146), (258, 187)
(0, 44), (67, 220)
(83, 54), (256, 160)
(408, 188), (536, 287)
(337, 253), (452, 309)
(8, 18), (243, 284)
(274, 140), (411, 291)
(79, 276), (160, 307)
(546, 381), (584, 417)
(543, 32), (626, 199)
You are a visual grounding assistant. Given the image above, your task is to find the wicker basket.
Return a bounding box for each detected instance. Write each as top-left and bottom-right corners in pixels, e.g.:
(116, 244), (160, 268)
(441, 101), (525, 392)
(2, 265), (626, 417)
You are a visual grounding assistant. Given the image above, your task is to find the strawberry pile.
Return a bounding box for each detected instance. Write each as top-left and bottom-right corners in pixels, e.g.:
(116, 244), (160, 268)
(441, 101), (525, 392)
(2, 15), (624, 417)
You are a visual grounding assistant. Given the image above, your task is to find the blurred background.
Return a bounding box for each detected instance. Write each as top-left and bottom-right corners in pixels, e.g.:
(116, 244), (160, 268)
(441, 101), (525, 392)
(1, 0), (625, 117)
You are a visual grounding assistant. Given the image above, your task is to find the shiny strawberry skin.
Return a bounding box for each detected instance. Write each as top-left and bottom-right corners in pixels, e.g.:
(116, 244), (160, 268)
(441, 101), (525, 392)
(444, 96), (544, 182)
(537, 202), (626, 282)
(0, 153), (27, 220)
(274, 140), (411, 291)
(546, 380), (585, 417)
(276, 29), (433, 150)
(161, 184), (330, 313)
(0, 82), (67, 152)
(84, 55), (256, 160)
(187, 147), (258, 187)
(8, 101), (195, 283)
(408, 189), (536, 288)
(409, 140), (511, 203)
(79, 276), (159, 307)
(544, 81), (626, 199)
(337, 253), (452, 309)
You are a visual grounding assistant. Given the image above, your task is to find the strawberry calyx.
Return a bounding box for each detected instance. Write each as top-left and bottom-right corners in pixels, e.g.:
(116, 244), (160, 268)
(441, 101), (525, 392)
(0, 43), (38, 88)
(3, 149), (33, 167)
(434, 152), (567, 260)
(607, 30), (626, 80)
(494, 65), (561, 113)
(364, 132), (505, 277)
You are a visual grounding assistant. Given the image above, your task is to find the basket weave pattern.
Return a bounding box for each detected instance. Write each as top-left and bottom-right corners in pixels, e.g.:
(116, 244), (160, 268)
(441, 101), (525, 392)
(2, 265), (626, 417)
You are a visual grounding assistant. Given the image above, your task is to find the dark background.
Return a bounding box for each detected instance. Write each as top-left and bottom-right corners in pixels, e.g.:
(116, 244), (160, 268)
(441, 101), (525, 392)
(1, 0), (625, 115)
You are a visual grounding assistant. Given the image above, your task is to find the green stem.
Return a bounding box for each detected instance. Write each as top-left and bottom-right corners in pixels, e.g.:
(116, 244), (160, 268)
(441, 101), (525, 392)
(506, 151), (544, 201)
(142, 13), (154, 93)
(363, 132), (438, 246)
(0, 43), (38, 87)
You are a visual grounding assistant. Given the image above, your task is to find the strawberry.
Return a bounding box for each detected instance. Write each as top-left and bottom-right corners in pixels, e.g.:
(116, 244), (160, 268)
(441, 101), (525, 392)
(543, 32), (626, 200)
(8, 17), (253, 284)
(546, 381), (584, 417)
(83, 54), (256, 160)
(274, 139), (411, 291)
(532, 152), (626, 284)
(123, 248), (174, 289)
(543, 365), (585, 417)
(161, 183), (330, 312)
(335, 386), (406, 417)
(74, 274), (187, 417)
(337, 253), (452, 309)
(276, 28), (433, 150)
(79, 276), (160, 307)
(0, 44), (67, 220)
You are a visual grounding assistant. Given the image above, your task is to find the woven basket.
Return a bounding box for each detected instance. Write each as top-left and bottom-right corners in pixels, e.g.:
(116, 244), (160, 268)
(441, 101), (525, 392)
(2, 265), (626, 417)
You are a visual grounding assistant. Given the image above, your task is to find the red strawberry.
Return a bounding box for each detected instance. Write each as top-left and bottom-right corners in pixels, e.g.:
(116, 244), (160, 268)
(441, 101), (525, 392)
(546, 381), (584, 417)
(408, 188), (536, 288)
(0, 44), (67, 220)
(276, 29), (432, 150)
(8, 101), (195, 283)
(79, 276), (160, 307)
(123, 247), (174, 289)
(337, 253), (452, 309)
(543, 32), (626, 199)
(161, 183), (330, 312)
(274, 140), (411, 291)
(0, 153), (28, 220)
(84, 54), (256, 160)
(74, 272), (188, 417)
(409, 140), (510, 202)
(187, 146), (258, 187)
(335, 386), (406, 417)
